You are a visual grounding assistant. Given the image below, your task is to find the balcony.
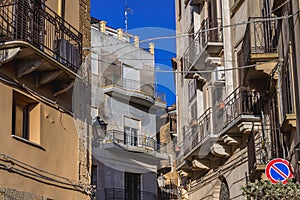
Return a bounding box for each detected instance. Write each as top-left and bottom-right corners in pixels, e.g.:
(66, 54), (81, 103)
(104, 188), (169, 200)
(243, 17), (278, 62)
(176, 108), (218, 171)
(184, 108), (213, 156)
(216, 86), (262, 135)
(94, 129), (167, 161)
(176, 87), (262, 171)
(241, 17), (278, 84)
(0, 0), (82, 99)
(183, 18), (223, 78)
(102, 74), (166, 108)
(248, 131), (271, 181)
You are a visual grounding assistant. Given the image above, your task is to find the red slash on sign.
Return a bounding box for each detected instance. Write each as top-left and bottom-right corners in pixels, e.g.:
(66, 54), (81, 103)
(265, 158), (294, 184)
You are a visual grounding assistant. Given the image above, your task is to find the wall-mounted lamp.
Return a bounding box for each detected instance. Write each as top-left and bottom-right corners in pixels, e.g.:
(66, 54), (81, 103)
(93, 116), (107, 140)
(157, 173), (166, 189)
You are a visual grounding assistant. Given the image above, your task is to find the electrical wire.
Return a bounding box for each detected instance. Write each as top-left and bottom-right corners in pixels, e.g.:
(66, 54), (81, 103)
(0, 76), (93, 193)
(86, 11), (298, 77)
(90, 56), (280, 74)
(0, 72), (73, 115)
(0, 154), (92, 193)
(86, 9), (300, 52)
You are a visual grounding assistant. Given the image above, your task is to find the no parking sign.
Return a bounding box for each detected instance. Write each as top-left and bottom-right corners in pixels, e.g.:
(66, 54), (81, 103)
(265, 158), (294, 184)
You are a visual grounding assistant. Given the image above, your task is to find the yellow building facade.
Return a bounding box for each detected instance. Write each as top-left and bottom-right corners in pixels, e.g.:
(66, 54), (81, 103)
(0, 0), (91, 199)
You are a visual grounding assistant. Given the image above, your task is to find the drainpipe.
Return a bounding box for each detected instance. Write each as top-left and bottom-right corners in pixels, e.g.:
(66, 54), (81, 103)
(261, 111), (268, 163)
(276, 60), (284, 125)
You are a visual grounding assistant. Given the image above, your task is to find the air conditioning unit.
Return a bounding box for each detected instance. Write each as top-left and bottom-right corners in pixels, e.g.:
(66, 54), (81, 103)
(53, 39), (80, 68)
(211, 66), (225, 84)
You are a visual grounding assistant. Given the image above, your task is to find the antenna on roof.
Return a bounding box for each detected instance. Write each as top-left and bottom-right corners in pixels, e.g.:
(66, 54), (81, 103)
(125, 0), (133, 32)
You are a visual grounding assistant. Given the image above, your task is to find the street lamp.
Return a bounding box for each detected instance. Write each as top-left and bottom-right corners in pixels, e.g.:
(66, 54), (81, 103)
(93, 116), (107, 140)
(157, 173), (166, 189)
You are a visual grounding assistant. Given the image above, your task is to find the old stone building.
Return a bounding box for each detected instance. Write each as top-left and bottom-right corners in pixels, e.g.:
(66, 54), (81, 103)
(158, 104), (178, 199)
(174, 0), (300, 199)
(90, 19), (168, 199)
(0, 0), (92, 199)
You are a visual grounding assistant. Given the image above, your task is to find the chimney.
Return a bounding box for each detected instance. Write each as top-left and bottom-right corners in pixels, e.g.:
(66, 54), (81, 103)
(100, 21), (106, 33)
(134, 36), (139, 48)
(118, 29), (123, 40)
(149, 43), (155, 55)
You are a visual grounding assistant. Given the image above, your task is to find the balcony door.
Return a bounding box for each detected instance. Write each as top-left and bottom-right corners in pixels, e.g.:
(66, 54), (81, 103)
(122, 65), (140, 91)
(124, 116), (140, 146)
(124, 126), (138, 146)
(125, 172), (141, 200)
(207, 0), (219, 42)
(17, 0), (44, 47)
(262, 0), (276, 53)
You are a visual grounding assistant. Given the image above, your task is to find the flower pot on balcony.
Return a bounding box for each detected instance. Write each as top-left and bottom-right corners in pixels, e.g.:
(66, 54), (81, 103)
(218, 101), (225, 109)
(192, 119), (198, 126)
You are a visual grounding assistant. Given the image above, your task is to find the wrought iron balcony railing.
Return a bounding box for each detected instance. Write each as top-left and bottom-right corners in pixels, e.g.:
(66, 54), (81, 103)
(242, 17), (278, 63)
(183, 108), (213, 156)
(175, 108), (214, 163)
(183, 18), (223, 73)
(104, 188), (169, 200)
(101, 129), (164, 152)
(248, 131), (271, 180)
(220, 86), (262, 130)
(177, 87), (262, 165)
(0, 0), (82, 72)
(102, 74), (166, 102)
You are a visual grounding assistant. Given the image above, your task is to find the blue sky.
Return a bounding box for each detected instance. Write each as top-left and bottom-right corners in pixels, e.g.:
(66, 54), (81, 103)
(90, 0), (176, 106)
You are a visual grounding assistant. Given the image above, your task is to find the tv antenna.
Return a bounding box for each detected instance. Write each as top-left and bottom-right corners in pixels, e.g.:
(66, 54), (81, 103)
(125, 0), (133, 32)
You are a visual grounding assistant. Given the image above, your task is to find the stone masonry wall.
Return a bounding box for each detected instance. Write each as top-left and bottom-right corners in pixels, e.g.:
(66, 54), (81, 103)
(77, 0), (92, 199)
(0, 187), (46, 200)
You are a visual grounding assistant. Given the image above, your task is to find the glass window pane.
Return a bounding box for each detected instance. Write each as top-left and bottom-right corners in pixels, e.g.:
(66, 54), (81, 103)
(14, 104), (24, 137)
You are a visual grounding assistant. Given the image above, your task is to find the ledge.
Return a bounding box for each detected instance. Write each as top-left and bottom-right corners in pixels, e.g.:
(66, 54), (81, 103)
(12, 135), (45, 151)
(281, 113), (297, 132)
(0, 41), (81, 79)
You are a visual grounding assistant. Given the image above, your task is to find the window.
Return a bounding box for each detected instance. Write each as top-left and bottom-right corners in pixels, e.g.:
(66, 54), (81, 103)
(12, 92), (40, 144)
(188, 79), (197, 101)
(190, 102), (197, 135)
(125, 172), (141, 200)
(124, 126), (138, 146)
(122, 64), (140, 90)
(124, 116), (140, 146)
(237, 50), (245, 86)
(16, 0), (44, 46)
(262, 0), (271, 18)
(190, 102), (197, 121)
(282, 58), (294, 115)
(91, 165), (98, 187)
